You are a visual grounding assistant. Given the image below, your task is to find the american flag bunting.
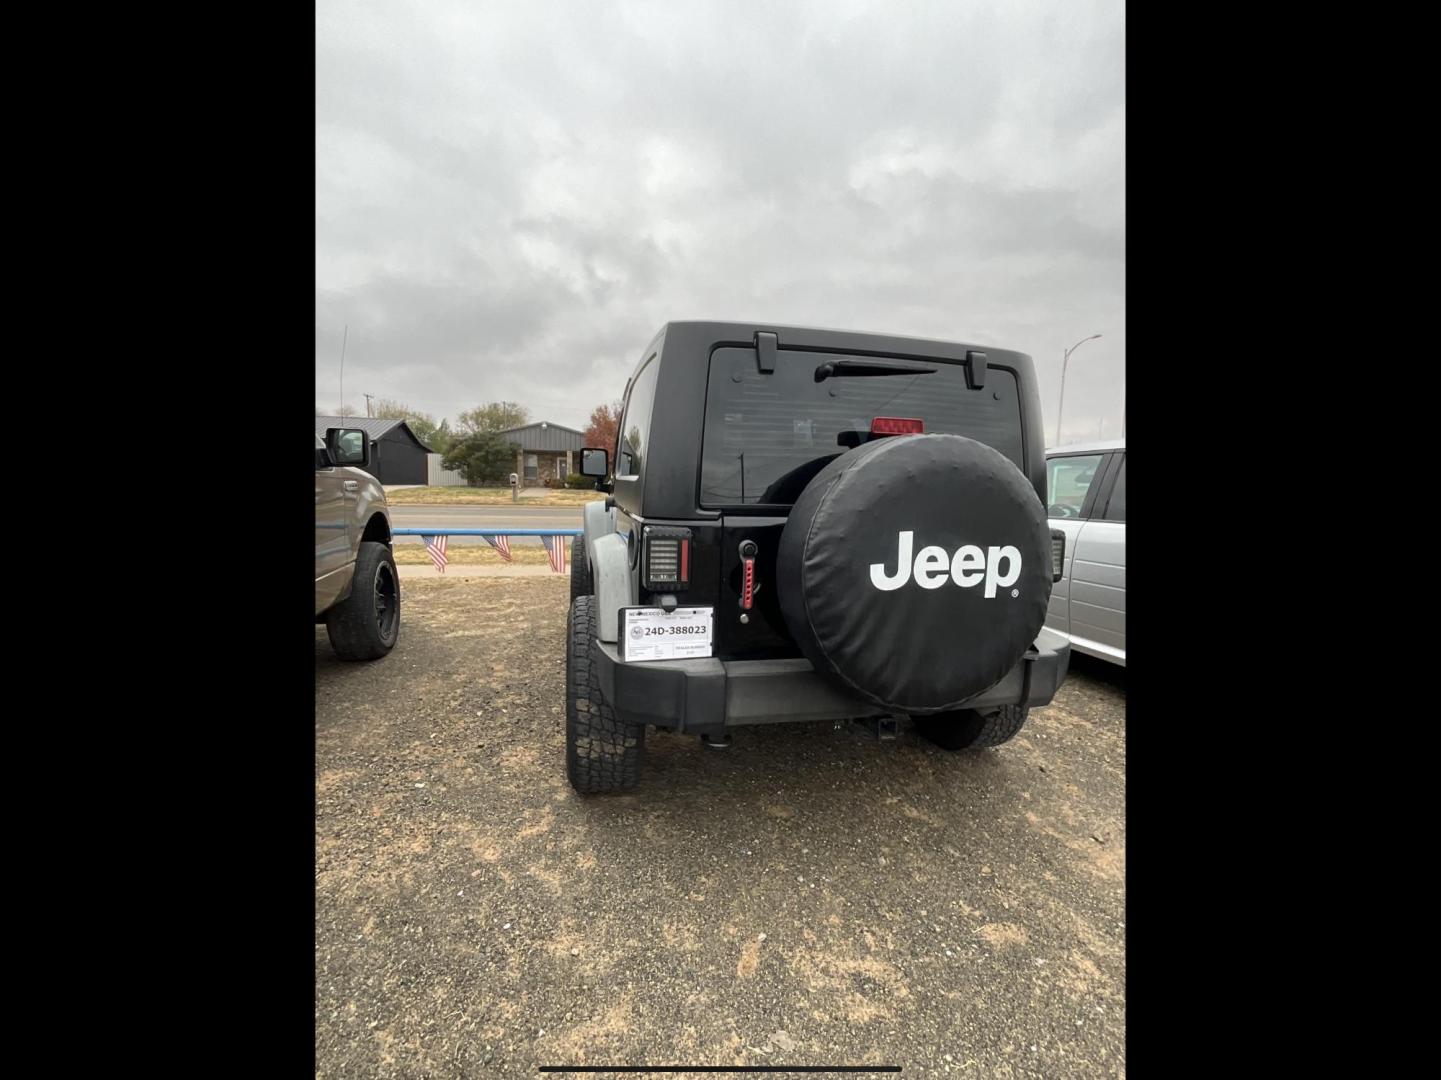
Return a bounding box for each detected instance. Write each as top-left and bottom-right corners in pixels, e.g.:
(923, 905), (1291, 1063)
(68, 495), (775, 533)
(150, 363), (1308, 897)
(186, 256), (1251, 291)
(482, 534), (513, 562)
(423, 534), (447, 573)
(543, 535), (567, 574)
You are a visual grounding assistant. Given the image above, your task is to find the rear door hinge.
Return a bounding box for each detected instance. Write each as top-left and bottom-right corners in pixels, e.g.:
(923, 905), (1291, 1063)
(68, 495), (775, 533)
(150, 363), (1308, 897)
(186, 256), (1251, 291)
(966, 350), (987, 390)
(755, 331), (778, 373)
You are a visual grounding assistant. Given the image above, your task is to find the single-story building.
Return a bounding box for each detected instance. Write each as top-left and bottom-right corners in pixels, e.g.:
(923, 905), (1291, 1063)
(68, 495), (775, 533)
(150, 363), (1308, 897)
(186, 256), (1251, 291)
(314, 415), (433, 485)
(499, 421), (587, 487)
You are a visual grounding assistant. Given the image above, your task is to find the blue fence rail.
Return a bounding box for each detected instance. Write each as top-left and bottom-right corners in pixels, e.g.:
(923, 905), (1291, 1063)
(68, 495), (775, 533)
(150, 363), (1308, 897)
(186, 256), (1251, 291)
(392, 529), (581, 538)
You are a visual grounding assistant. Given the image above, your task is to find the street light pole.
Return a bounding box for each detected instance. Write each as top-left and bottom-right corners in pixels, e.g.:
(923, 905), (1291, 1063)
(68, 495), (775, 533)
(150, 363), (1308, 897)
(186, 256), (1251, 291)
(338, 323), (348, 419)
(1056, 333), (1102, 447)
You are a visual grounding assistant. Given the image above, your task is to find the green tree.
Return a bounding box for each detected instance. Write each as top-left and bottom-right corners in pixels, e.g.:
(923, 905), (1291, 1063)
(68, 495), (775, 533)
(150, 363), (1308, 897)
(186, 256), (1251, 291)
(441, 431), (514, 485)
(371, 399), (449, 452)
(456, 401), (530, 436)
(425, 418), (453, 455)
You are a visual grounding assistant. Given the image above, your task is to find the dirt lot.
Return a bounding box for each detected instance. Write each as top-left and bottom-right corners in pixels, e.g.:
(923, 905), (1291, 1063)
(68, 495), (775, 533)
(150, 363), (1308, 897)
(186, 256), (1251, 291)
(316, 578), (1125, 1078)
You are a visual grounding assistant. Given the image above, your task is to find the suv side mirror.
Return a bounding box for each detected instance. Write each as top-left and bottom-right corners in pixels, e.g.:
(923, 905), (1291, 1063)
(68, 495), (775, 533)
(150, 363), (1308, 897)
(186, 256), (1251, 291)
(580, 447), (608, 477)
(326, 428), (369, 467)
(581, 447), (612, 492)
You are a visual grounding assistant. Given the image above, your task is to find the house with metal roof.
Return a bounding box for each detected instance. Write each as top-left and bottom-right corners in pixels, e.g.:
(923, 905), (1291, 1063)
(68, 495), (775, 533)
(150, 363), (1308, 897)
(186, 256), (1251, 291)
(498, 421), (587, 487)
(314, 415), (434, 485)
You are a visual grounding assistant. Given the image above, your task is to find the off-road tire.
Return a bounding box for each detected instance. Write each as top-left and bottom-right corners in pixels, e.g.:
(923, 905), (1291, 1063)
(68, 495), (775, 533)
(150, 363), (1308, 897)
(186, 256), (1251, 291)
(914, 705), (1028, 751)
(566, 595), (644, 793)
(325, 541), (400, 661)
(570, 536), (592, 601)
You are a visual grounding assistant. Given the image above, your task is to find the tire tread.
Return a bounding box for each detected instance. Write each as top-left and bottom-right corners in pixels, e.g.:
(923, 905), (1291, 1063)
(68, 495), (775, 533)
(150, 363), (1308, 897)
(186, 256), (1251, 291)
(566, 595), (644, 793)
(915, 704), (1028, 751)
(325, 541), (400, 661)
(569, 536), (592, 601)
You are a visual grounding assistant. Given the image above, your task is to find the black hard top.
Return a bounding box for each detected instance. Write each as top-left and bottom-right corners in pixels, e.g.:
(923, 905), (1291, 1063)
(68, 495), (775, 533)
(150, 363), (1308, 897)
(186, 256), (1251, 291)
(617, 321), (1047, 520)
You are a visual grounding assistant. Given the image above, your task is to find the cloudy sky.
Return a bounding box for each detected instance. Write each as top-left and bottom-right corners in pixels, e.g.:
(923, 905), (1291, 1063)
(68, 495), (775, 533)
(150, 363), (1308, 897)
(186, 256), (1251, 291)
(316, 0), (1124, 445)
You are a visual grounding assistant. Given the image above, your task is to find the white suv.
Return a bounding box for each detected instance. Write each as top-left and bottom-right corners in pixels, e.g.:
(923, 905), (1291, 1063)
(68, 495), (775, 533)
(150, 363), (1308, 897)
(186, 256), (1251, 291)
(1044, 440), (1125, 666)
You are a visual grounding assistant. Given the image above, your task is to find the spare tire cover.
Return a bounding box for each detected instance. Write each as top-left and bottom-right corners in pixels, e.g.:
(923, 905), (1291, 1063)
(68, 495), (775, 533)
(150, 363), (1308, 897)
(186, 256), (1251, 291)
(776, 433), (1052, 714)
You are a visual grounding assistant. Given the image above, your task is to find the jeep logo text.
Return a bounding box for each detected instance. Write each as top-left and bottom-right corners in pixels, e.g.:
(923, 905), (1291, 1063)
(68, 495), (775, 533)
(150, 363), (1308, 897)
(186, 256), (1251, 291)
(869, 530), (1022, 597)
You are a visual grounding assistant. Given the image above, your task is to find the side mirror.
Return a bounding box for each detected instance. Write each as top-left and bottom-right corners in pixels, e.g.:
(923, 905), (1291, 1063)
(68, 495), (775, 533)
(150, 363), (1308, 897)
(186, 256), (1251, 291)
(580, 447), (609, 477)
(326, 428), (369, 467)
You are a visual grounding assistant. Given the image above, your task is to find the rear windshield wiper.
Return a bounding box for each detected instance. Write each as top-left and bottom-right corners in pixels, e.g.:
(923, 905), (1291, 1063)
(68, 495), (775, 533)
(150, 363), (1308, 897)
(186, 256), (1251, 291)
(814, 359), (937, 382)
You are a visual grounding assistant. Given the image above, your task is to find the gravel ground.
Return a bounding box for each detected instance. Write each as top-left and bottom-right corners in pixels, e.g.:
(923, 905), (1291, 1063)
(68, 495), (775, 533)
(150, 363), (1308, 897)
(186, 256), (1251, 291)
(316, 577), (1125, 1078)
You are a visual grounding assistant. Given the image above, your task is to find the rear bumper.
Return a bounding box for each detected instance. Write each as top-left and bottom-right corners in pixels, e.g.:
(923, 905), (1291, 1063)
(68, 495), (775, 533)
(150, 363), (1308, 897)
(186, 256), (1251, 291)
(592, 628), (1071, 733)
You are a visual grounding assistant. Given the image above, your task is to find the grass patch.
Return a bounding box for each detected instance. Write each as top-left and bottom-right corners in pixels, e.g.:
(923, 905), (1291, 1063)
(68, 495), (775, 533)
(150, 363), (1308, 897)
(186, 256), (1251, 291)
(384, 486), (604, 506)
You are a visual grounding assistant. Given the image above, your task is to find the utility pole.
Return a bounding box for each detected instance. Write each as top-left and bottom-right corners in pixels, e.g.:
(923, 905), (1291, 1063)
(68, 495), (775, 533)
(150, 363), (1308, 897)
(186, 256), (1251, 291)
(364, 393), (375, 418)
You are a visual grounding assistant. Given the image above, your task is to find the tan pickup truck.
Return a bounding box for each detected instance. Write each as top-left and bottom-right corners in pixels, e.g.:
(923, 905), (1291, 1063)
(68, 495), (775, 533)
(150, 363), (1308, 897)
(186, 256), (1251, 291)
(315, 428), (400, 660)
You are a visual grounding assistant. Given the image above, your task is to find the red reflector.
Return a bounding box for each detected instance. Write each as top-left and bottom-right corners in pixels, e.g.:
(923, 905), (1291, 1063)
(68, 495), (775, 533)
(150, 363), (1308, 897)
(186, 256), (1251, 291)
(871, 416), (925, 435)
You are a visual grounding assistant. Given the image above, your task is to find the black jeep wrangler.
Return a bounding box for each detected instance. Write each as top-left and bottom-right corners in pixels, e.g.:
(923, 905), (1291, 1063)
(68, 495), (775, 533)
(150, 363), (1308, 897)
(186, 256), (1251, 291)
(566, 321), (1071, 793)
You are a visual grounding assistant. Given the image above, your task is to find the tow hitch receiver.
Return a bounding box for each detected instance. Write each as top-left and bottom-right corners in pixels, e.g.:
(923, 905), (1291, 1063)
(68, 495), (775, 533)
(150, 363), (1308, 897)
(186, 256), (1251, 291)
(855, 716), (900, 741)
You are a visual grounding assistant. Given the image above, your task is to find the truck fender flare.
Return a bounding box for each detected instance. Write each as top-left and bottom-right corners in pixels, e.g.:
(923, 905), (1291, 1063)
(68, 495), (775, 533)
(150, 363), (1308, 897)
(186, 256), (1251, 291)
(590, 532), (631, 644)
(581, 499), (615, 559)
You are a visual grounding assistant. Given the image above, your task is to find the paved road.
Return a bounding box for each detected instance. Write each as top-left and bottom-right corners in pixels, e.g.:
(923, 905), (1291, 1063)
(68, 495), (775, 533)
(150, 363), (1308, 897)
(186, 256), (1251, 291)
(316, 578), (1126, 1078)
(390, 504), (582, 545)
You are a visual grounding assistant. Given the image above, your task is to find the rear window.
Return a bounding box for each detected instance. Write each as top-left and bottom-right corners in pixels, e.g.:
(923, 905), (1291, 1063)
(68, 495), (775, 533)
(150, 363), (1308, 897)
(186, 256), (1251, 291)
(700, 347), (1024, 507)
(618, 354), (660, 479)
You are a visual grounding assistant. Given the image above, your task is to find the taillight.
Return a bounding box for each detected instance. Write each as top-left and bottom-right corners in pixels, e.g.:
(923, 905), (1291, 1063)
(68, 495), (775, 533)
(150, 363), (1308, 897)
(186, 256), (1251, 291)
(871, 416), (925, 436)
(643, 526), (691, 591)
(1051, 529), (1065, 582)
(738, 539), (758, 610)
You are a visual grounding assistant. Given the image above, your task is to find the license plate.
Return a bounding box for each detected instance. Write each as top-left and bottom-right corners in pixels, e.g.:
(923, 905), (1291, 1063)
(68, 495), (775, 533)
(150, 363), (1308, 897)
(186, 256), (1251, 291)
(620, 606), (715, 661)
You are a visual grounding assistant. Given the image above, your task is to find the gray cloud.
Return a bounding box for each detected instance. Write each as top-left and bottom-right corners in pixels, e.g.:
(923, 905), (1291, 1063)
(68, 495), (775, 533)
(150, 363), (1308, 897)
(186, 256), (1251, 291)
(317, 0), (1124, 442)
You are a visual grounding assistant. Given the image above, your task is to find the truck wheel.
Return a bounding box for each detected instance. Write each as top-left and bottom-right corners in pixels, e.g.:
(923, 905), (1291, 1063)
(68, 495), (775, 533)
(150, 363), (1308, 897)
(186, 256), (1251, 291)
(914, 705), (1029, 751)
(566, 595), (644, 793)
(325, 542), (400, 661)
(569, 536), (592, 601)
